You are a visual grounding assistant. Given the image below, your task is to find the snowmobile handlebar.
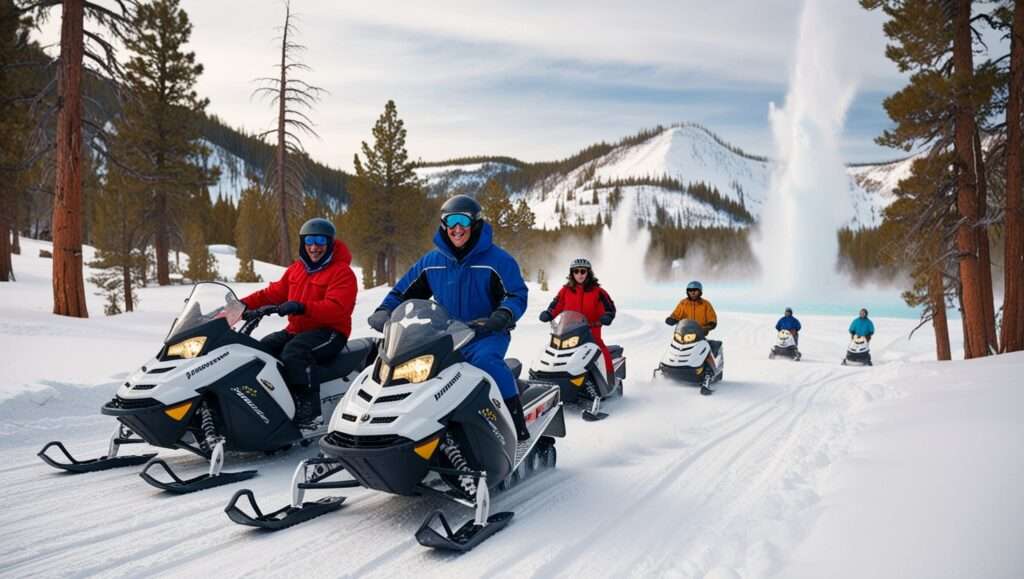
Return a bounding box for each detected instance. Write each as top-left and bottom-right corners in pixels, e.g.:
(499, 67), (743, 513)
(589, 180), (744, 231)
(240, 305), (280, 335)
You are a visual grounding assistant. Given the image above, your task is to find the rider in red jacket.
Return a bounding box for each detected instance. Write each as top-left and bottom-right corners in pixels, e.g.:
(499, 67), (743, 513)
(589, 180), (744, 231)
(241, 218), (357, 423)
(539, 258), (616, 376)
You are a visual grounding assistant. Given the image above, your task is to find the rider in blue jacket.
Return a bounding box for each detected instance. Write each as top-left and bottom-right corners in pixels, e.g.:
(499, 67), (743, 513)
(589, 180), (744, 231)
(775, 307), (802, 344)
(849, 308), (875, 341)
(367, 195), (531, 441)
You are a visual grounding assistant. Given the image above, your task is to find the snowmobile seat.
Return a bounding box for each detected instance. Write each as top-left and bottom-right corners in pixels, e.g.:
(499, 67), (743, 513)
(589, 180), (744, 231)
(504, 358), (523, 379)
(519, 383), (549, 408)
(318, 339), (374, 382)
(608, 345), (624, 359)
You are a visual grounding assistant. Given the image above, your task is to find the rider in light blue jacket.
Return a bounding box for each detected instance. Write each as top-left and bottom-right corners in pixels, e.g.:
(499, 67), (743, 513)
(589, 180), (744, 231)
(849, 308), (875, 341)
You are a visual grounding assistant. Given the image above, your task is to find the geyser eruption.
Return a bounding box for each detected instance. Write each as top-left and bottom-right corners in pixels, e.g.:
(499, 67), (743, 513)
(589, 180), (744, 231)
(756, 0), (857, 298)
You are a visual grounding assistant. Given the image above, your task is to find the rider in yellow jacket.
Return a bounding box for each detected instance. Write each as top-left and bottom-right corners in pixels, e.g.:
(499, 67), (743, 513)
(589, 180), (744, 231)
(666, 280), (717, 333)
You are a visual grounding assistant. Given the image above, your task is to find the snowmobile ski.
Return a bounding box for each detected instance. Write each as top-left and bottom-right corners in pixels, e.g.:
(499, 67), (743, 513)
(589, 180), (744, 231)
(139, 456), (256, 494)
(225, 456), (359, 530)
(415, 510), (514, 552)
(37, 425), (156, 474)
(37, 440), (155, 474)
(224, 488), (347, 530)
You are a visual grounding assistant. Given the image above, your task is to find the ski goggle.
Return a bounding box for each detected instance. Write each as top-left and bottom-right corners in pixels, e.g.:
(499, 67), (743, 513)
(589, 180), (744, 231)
(441, 213), (473, 229)
(572, 268), (589, 275)
(303, 235), (330, 246)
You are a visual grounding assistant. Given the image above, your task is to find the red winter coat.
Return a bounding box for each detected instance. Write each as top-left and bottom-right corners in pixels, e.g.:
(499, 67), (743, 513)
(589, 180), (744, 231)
(241, 240), (357, 336)
(546, 283), (616, 326)
(545, 283), (617, 375)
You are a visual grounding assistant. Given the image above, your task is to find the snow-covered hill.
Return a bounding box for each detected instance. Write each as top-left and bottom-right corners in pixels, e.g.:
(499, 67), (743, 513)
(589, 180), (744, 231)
(2, 237), (1022, 578)
(416, 124), (915, 230)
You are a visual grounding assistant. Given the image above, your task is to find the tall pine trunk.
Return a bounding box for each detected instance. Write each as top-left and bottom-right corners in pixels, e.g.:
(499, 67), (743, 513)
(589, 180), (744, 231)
(0, 215), (11, 282)
(375, 251), (386, 287)
(930, 266), (951, 360)
(274, 3), (291, 266)
(973, 131), (997, 352)
(11, 197), (20, 254)
(51, 0), (88, 317)
(122, 263), (134, 312)
(952, 0), (986, 358)
(155, 189), (169, 285)
(1003, 0), (1024, 353)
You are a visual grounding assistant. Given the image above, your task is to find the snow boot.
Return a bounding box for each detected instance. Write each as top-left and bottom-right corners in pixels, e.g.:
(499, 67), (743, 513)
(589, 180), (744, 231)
(504, 396), (531, 442)
(292, 385), (321, 426)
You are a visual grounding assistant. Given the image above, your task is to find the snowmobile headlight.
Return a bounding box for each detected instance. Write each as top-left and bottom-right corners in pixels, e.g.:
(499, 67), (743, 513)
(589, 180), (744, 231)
(560, 336), (579, 349)
(550, 336), (561, 349)
(392, 355), (434, 384)
(167, 336), (207, 359)
(674, 332), (697, 344)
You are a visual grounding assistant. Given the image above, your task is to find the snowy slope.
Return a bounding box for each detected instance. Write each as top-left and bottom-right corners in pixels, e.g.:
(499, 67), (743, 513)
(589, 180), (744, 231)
(416, 125), (916, 230)
(416, 161), (519, 197)
(2, 238), (1023, 578)
(203, 140), (259, 203)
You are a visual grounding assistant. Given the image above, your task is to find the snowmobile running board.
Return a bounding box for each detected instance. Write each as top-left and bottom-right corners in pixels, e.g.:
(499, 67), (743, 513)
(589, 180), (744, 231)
(139, 457), (257, 494)
(224, 489), (347, 531)
(37, 440), (156, 474)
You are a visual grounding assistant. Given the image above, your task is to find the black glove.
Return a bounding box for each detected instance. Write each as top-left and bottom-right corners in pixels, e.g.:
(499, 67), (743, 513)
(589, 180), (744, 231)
(665, 316), (678, 326)
(539, 310), (553, 323)
(367, 308), (390, 332)
(599, 313), (613, 326)
(242, 304), (277, 321)
(277, 301), (304, 316)
(483, 308), (514, 333)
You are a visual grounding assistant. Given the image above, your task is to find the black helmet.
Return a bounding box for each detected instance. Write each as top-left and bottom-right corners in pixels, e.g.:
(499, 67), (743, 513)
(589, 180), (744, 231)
(299, 217), (336, 239)
(440, 195), (482, 224)
(785, 307), (793, 315)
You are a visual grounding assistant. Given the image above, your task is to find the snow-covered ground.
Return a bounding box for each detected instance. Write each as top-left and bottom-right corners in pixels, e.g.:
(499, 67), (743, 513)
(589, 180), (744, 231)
(1, 238), (1022, 578)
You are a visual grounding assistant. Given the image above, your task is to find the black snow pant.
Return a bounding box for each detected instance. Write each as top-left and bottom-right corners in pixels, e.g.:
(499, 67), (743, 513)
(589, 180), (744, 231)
(261, 328), (348, 394)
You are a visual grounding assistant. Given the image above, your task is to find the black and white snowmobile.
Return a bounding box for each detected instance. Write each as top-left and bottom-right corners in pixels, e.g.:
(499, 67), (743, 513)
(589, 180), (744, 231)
(841, 335), (872, 366)
(37, 282), (378, 494)
(769, 329), (801, 361)
(224, 299), (566, 552)
(652, 319), (724, 395)
(528, 311), (625, 421)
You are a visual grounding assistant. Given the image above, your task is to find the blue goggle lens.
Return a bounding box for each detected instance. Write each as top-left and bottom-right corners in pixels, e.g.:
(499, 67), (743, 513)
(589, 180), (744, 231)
(303, 235), (329, 246)
(441, 213), (473, 229)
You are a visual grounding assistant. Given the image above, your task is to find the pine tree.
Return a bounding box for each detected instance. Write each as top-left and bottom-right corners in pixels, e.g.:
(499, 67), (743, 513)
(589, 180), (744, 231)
(0, 0), (32, 282)
(253, 0), (325, 266)
(346, 100), (431, 286)
(863, 0), (1002, 358)
(117, 0), (213, 286)
(88, 165), (147, 311)
(183, 219), (218, 282)
(235, 181), (278, 268)
(1001, 0), (1024, 352)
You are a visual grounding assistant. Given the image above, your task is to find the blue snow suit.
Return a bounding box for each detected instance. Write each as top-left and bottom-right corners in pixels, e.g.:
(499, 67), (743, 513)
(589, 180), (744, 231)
(378, 222), (528, 398)
(849, 317), (875, 338)
(775, 315), (802, 332)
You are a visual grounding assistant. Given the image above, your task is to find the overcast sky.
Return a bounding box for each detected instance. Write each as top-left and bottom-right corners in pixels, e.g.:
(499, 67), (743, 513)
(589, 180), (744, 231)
(40, 1), (914, 171)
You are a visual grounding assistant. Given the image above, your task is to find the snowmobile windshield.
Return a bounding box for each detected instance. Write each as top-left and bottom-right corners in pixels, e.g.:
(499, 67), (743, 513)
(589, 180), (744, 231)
(383, 299), (474, 360)
(674, 319), (706, 340)
(550, 311), (589, 335)
(166, 282), (245, 343)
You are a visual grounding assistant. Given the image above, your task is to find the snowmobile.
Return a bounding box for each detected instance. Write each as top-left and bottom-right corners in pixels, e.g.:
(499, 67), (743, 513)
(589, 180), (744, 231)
(841, 335), (872, 366)
(769, 329), (801, 361)
(652, 319), (724, 395)
(37, 282), (378, 494)
(224, 299), (566, 552)
(528, 311), (625, 421)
